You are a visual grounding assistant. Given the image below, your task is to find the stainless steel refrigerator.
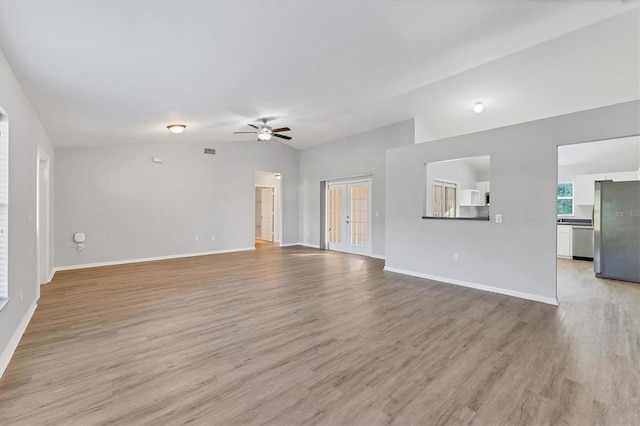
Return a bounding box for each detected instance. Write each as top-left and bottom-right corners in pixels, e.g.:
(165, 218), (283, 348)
(594, 180), (640, 283)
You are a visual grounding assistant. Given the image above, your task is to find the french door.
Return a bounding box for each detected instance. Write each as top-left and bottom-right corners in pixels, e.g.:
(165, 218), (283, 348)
(327, 180), (371, 255)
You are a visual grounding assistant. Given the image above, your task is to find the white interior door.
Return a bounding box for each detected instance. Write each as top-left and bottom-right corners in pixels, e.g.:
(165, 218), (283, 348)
(327, 180), (371, 255)
(37, 151), (50, 289)
(255, 188), (262, 238)
(260, 187), (274, 241)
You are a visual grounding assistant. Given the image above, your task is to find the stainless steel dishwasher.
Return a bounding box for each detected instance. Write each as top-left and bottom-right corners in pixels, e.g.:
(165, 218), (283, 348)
(572, 226), (594, 260)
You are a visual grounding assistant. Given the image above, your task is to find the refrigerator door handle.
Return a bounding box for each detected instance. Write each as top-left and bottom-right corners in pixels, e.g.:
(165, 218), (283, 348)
(593, 181), (602, 275)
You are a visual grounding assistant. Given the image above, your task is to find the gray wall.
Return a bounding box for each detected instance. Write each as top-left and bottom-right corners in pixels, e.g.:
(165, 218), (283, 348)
(55, 140), (298, 267)
(386, 101), (640, 303)
(0, 49), (55, 367)
(298, 119), (415, 256)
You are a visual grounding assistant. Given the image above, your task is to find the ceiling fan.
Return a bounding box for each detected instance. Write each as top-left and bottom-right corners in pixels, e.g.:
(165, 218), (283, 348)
(234, 119), (291, 141)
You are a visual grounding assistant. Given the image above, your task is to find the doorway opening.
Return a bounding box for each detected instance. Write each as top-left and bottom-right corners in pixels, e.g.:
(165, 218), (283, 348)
(325, 178), (372, 256)
(556, 136), (640, 303)
(36, 149), (51, 294)
(254, 171), (282, 247)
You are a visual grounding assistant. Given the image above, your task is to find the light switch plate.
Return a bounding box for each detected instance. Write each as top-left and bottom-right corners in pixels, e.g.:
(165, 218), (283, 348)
(495, 214), (502, 224)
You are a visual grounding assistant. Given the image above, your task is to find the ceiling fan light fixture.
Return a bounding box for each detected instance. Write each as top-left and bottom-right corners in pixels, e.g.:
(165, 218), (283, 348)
(257, 129), (272, 141)
(167, 124), (186, 134)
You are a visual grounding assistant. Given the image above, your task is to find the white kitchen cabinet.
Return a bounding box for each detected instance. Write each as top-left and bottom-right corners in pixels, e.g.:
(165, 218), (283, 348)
(475, 181), (490, 206)
(575, 171), (639, 205)
(557, 225), (573, 258)
(459, 189), (481, 206)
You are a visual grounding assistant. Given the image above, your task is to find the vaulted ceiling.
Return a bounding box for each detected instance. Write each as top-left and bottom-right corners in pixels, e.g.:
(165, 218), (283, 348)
(0, 1), (638, 149)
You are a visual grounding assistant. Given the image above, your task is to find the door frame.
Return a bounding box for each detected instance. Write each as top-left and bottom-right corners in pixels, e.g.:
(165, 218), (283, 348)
(255, 186), (275, 242)
(254, 183), (281, 244)
(325, 177), (373, 256)
(36, 148), (51, 295)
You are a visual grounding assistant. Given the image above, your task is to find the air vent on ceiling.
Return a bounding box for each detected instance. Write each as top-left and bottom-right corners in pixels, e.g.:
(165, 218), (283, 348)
(204, 148), (216, 155)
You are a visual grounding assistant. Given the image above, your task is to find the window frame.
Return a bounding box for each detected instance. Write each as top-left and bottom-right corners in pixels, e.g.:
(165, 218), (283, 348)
(557, 181), (574, 217)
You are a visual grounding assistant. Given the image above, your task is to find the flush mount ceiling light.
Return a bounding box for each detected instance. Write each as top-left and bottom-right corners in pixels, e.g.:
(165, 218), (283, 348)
(167, 124), (186, 134)
(473, 102), (484, 113)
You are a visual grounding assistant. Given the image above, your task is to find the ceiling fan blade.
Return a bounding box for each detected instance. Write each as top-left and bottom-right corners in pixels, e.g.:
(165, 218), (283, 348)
(247, 123), (259, 130)
(233, 131), (257, 134)
(271, 127), (291, 133)
(272, 133), (292, 141)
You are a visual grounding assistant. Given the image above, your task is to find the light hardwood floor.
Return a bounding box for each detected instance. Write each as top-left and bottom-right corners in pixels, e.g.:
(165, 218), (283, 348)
(1, 247), (638, 425)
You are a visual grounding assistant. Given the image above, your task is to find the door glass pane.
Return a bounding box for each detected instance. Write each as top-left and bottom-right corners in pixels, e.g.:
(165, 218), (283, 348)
(350, 185), (368, 247)
(445, 186), (457, 217)
(328, 188), (342, 243)
(433, 184), (443, 217)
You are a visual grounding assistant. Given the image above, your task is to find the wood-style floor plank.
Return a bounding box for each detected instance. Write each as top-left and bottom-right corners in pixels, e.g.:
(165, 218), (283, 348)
(1, 246), (638, 425)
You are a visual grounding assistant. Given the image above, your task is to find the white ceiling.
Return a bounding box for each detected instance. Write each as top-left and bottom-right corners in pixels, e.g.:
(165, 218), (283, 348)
(0, 1), (638, 149)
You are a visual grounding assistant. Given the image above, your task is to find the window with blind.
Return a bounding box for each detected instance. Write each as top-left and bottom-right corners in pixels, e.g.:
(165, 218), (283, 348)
(0, 111), (7, 306)
(432, 180), (457, 217)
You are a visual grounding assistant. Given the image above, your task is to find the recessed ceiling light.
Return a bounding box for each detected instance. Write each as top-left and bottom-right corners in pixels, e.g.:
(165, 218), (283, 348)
(167, 124), (186, 134)
(473, 102), (484, 113)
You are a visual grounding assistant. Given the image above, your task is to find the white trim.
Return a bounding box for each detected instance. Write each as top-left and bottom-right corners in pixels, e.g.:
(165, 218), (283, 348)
(54, 247), (256, 271)
(300, 243), (320, 249)
(280, 242), (302, 247)
(0, 300), (37, 379)
(370, 254), (385, 260)
(383, 266), (559, 306)
(323, 173), (373, 183)
(47, 268), (56, 283)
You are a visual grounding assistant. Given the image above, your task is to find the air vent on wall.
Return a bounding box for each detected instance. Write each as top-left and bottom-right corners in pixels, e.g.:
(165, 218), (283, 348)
(204, 148), (216, 155)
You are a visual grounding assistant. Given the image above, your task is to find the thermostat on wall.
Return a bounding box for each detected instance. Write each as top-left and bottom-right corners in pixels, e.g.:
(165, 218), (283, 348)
(73, 232), (86, 243)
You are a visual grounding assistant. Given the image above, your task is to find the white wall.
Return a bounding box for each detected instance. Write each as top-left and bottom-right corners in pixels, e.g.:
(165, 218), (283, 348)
(298, 119), (415, 256)
(385, 101), (640, 304)
(55, 140), (298, 268)
(0, 49), (55, 375)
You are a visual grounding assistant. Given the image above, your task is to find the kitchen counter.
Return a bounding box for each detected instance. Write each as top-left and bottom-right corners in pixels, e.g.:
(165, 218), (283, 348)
(422, 216), (490, 221)
(557, 218), (593, 226)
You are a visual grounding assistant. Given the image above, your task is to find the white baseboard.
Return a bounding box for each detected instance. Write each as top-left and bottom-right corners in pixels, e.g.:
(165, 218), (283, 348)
(370, 254), (385, 260)
(300, 243), (320, 249)
(55, 247), (256, 272)
(280, 242), (302, 247)
(0, 301), (37, 379)
(383, 266), (558, 306)
(47, 268), (56, 283)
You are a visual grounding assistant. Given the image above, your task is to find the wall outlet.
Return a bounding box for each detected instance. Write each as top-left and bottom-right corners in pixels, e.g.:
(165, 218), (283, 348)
(211, 234), (215, 241)
(495, 214), (503, 224)
(194, 236), (199, 242)
(453, 253), (459, 261)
